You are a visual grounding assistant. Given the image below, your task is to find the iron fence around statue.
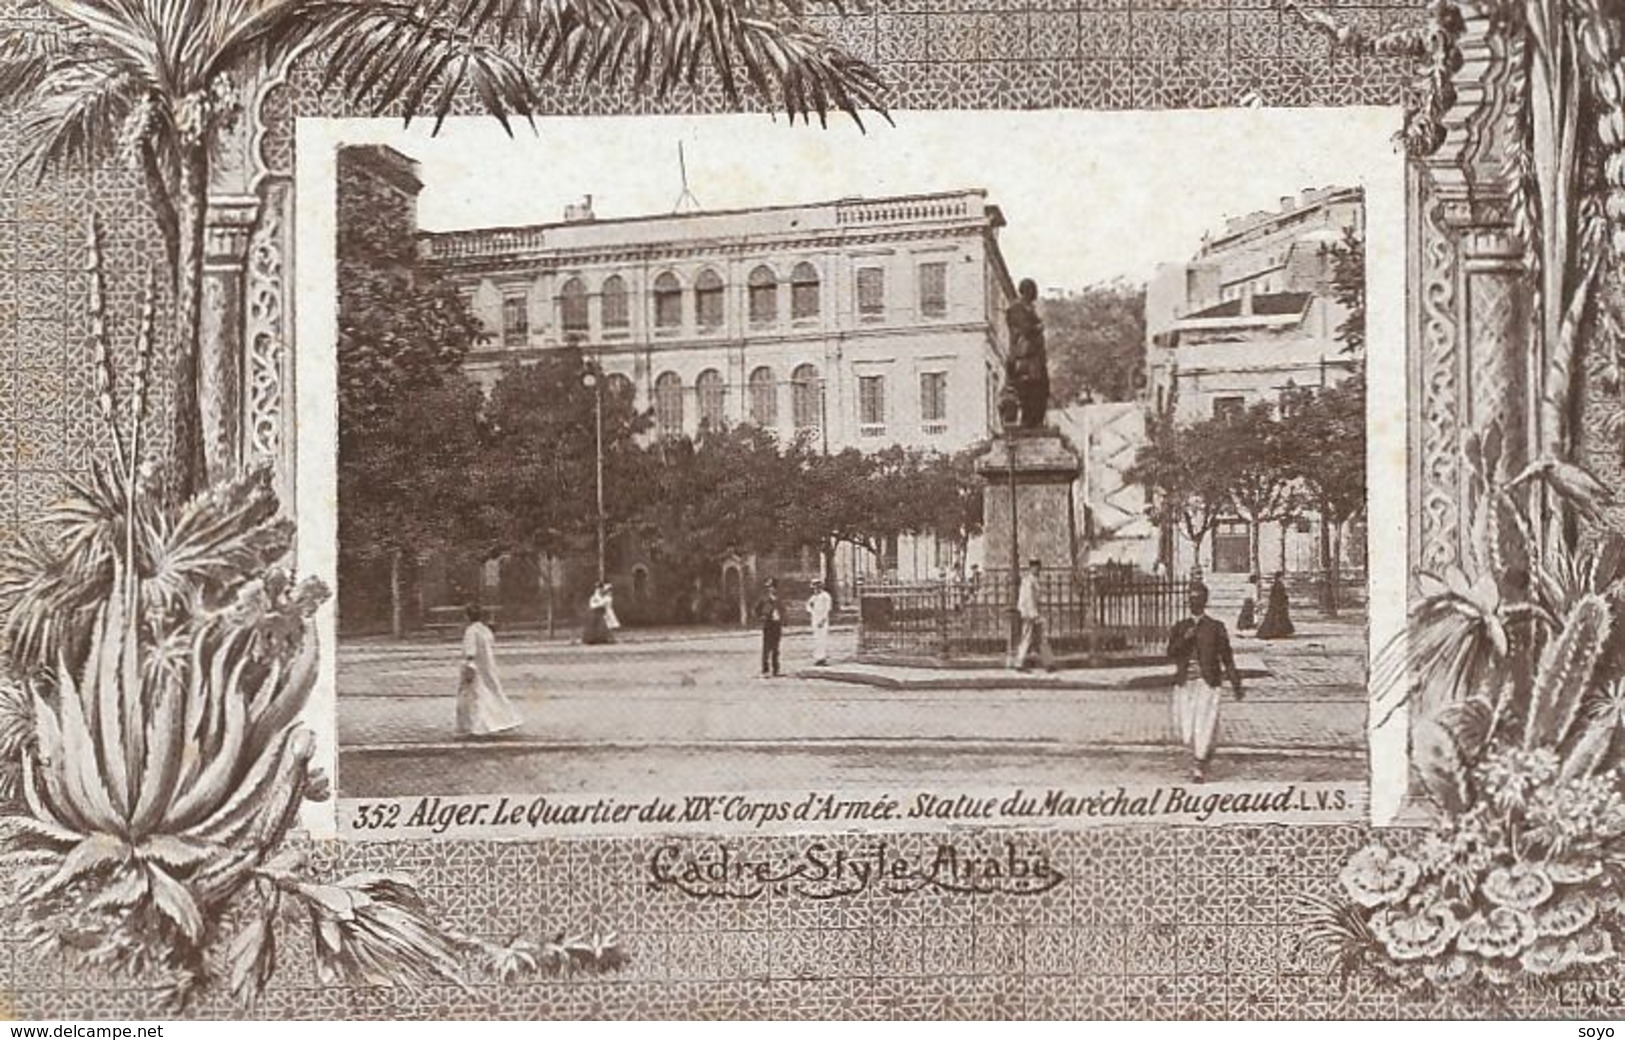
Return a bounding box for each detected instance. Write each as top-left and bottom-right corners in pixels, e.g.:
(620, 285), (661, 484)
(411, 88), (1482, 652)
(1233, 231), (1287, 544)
(854, 570), (1192, 662)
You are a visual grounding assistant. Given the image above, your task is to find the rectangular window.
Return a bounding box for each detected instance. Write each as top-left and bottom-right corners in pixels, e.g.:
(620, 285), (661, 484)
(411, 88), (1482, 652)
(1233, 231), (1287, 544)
(501, 295), (528, 348)
(858, 375), (886, 435)
(920, 371), (948, 434)
(1212, 395), (1245, 421)
(857, 266), (885, 320)
(918, 262), (947, 318)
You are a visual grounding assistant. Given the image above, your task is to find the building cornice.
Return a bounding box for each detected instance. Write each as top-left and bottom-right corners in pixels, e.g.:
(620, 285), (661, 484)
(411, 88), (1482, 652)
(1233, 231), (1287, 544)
(424, 223), (994, 278)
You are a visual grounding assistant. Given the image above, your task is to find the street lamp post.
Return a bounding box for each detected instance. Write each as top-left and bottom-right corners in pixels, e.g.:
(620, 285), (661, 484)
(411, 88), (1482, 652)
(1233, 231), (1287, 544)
(582, 366), (607, 585)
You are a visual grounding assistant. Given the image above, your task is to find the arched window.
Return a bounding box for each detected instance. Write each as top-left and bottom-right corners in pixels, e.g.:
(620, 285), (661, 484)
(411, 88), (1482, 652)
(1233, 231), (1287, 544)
(601, 275), (629, 331)
(748, 265), (778, 325)
(748, 366), (777, 427)
(697, 368), (726, 429)
(655, 371), (684, 437)
(695, 269), (724, 330)
(790, 262), (820, 321)
(653, 272), (682, 330)
(606, 372), (635, 408)
(792, 363), (822, 433)
(560, 277), (588, 334)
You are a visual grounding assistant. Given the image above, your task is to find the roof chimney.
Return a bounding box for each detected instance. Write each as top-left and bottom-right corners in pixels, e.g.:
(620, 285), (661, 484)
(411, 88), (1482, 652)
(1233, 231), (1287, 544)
(1280, 195), (1295, 211)
(564, 194), (595, 222)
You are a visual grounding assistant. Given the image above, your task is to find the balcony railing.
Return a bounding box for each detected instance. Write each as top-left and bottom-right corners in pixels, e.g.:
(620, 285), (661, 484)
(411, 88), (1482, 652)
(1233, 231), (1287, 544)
(424, 227), (550, 260)
(835, 194), (974, 226)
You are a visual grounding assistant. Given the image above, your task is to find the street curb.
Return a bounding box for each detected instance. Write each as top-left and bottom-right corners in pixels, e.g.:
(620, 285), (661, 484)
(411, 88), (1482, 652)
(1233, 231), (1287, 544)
(339, 737), (1367, 761)
(795, 665), (1272, 692)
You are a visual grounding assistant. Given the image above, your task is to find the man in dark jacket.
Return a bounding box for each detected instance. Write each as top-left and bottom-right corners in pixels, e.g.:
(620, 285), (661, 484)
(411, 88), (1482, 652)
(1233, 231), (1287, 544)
(754, 578), (784, 678)
(1166, 582), (1243, 782)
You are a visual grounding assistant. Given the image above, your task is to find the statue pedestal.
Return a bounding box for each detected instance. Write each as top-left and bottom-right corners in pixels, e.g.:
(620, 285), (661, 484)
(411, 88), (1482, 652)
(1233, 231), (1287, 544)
(976, 426), (1082, 574)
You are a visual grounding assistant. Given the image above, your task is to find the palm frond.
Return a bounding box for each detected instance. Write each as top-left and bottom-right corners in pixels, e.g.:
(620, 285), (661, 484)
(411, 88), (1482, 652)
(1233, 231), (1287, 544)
(10, 56), (144, 184)
(0, 25), (86, 106)
(1294, 890), (1381, 992)
(43, 0), (169, 81)
(224, 0), (537, 135)
(254, 0), (887, 131)
(143, 466), (290, 614)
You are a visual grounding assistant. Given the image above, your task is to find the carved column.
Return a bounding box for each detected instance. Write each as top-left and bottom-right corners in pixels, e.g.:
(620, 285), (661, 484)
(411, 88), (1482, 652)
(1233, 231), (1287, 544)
(238, 63), (299, 508)
(201, 196), (259, 476)
(1412, 12), (1530, 581)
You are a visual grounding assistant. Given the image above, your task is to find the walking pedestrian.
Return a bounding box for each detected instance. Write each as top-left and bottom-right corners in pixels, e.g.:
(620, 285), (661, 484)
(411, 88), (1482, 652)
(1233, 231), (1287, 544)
(456, 605), (523, 739)
(1166, 582), (1243, 783)
(754, 578), (784, 677)
(1011, 559), (1055, 672)
(806, 578), (833, 666)
(583, 581), (617, 645)
(581, 581), (611, 646)
(1256, 572), (1296, 639)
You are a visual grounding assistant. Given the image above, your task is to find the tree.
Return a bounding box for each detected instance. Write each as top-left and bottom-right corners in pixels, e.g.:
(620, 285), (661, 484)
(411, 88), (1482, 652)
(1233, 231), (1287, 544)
(336, 145), (491, 635)
(1213, 401), (1303, 579)
(1326, 224), (1366, 356)
(0, 0), (887, 496)
(481, 346), (649, 621)
(1128, 410), (1233, 571)
(903, 448), (985, 575)
(632, 424), (799, 621)
(1283, 371), (1367, 613)
(1044, 282), (1148, 405)
(788, 445), (918, 581)
(340, 375), (489, 635)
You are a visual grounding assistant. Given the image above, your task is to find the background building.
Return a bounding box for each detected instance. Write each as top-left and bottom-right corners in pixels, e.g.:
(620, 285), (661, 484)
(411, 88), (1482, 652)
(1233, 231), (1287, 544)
(420, 189), (1014, 460)
(1141, 186), (1366, 588)
(350, 146), (1018, 623)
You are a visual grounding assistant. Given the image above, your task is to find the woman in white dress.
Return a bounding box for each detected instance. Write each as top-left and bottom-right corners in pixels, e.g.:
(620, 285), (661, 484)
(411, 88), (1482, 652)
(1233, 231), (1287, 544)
(584, 582), (621, 644)
(457, 605), (523, 738)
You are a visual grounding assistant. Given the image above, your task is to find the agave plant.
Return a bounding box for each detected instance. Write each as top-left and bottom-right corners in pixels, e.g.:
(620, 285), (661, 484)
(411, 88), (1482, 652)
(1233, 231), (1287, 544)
(1, 220), (625, 1008)
(1301, 418), (1625, 995)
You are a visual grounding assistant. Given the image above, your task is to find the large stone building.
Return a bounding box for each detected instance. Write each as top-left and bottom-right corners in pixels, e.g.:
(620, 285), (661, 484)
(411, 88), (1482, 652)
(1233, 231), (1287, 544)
(343, 145), (1019, 624)
(1141, 185), (1366, 583)
(420, 188), (1015, 459)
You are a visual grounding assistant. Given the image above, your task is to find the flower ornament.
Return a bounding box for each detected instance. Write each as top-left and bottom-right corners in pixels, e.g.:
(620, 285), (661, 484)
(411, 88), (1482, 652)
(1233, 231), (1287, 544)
(1569, 928), (1616, 966)
(1520, 931), (1616, 976)
(1422, 953), (1477, 989)
(1545, 859), (1603, 885)
(1535, 894), (1598, 938)
(1481, 862), (1556, 911)
(1456, 907), (1539, 959)
(1519, 937), (1575, 976)
(1340, 845), (1422, 908)
(1369, 904), (1460, 961)
(1413, 833), (1454, 875)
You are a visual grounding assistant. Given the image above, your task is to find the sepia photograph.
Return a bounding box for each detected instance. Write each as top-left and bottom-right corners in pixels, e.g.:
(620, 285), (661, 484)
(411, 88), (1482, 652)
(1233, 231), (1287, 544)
(312, 109), (1406, 829)
(4, 0), (1625, 1018)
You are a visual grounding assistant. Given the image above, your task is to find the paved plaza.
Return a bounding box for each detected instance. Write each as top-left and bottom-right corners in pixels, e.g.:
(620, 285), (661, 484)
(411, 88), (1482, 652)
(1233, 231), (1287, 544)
(336, 615), (1370, 797)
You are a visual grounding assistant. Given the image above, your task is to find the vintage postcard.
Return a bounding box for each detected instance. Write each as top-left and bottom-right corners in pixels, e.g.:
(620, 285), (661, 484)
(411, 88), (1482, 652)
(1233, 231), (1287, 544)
(3, 0), (1624, 1021)
(302, 108), (1404, 842)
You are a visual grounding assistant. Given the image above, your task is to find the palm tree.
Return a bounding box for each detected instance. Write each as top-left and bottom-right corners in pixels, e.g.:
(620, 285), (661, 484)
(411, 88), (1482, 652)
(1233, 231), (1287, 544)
(0, 0), (887, 499)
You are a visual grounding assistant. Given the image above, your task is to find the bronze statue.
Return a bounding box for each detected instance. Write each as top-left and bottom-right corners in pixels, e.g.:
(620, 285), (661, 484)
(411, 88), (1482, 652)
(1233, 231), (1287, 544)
(1004, 278), (1049, 428)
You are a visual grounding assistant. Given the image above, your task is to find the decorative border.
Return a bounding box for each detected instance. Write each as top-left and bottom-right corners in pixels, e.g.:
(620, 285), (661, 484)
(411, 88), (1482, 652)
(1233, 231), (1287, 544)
(17, 0), (1606, 1021)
